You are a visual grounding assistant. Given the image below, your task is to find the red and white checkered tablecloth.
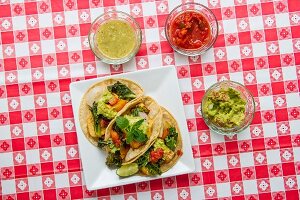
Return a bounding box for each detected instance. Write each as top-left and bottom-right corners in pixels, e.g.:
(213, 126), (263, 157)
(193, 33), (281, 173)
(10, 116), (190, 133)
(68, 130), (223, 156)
(0, 0), (300, 199)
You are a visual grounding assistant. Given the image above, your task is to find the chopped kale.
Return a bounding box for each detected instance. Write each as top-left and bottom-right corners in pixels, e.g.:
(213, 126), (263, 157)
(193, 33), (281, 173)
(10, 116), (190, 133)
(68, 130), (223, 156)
(165, 127), (178, 151)
(89, 102), (100, 134)
(107, 81), (136, 101)
(106, 151), (122, 169)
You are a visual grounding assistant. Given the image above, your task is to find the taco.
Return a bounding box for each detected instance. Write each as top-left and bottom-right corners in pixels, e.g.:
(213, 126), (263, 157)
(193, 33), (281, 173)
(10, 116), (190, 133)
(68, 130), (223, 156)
(79, 79), (144, 146)
(99, 96), (162, 168)
(116, 107), (183, 177)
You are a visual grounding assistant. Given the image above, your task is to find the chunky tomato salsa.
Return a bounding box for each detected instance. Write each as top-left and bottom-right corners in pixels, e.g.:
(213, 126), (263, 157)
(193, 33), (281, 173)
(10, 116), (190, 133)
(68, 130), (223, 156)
(170, 11), (211, 49)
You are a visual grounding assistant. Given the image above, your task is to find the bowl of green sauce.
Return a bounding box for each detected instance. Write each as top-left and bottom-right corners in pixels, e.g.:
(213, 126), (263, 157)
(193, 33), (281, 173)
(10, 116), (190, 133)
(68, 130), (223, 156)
(89, 11), (142, 65)
(201, 81), (255, 136)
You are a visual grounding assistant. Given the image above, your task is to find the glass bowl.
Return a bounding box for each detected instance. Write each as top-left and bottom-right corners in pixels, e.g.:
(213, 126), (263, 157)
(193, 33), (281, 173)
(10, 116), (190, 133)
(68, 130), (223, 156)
(88, 11), (142, 65)
(165, 3), (218, 56)
(201, 81), (255, 136)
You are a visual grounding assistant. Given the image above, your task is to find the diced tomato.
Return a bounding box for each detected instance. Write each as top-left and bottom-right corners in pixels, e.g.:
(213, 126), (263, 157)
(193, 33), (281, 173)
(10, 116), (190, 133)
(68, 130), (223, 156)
(113, 99), (127, 112)
(177, 150), (183, 156)
(150, 148), (164, 163)
(170, 11), (211, 49)
(161, 128), (169, 139)
(100, 119), (109, 128)
(111, 130), (121, 147)
(108, 95), (119, 106)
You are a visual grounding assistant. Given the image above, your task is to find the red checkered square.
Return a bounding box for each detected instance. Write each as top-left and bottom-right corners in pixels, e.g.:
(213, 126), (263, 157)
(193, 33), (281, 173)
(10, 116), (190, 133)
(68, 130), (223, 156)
(229, 168), (242, 181)
(79, 23), (90, 36)
(202, 171), (215, 184)
(261, 2), (274, 15)
(264, 29), (278, 41)
(30, 55), (43, 68)
(27, 29), (40, 41)
(150, 179), (163, 190)
(38, 135), (51, 148)
(275, 108), (288, 122)
(288, 0), (300, 12)
(35, 108), (49, 121)
(255, 165), (269, 178)
(0, 5), (11, 17)
(25, 2), (38, 15)
(33, 82), (46, 94)
(282, 162), (295, 176)
(82, 50), (95, 62)
(235, 5), (248, 18)
(4, 58), (17, 71)
(70, 186), (83, 199)
(238, 31), (251, 44)
(214, 34), (225, 47)
(67, 159), (80, 172)
(41, 162), (53, 175)
(12, 138), (25, 151)
(77, 0), (89, 9)
(216, 61), (229, 74)
(54, 26), (66, 39)
(1, 31), (14, 44)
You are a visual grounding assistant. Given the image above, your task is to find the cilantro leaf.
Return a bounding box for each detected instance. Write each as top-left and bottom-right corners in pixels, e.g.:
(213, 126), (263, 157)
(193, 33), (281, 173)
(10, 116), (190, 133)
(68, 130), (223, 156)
(125, 119), (148, 144)
(132, 119), (144, 129)
(116, 116), (129, 129)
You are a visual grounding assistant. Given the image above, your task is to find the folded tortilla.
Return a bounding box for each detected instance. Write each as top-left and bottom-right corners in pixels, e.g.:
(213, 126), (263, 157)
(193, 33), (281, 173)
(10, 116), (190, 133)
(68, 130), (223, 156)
(159, 107), (183, 173)
(79, 78), (144, 147)
(106, 96), (162, 164)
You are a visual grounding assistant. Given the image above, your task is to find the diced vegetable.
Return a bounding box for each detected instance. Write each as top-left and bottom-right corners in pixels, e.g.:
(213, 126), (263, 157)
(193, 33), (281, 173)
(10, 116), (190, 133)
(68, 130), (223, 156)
(140, 166), (150, 175)
(130, 140), (143, 149)
(111, 130), (121, 147)
(100, 119), (109, 128)
(150, 148), (164, 163)
(161, 128), (169, 140)
(120, 145), (130, 159)
(112, 99), (127, 112)
(108, 95), (119, 106)
(116, 163), (139, 177)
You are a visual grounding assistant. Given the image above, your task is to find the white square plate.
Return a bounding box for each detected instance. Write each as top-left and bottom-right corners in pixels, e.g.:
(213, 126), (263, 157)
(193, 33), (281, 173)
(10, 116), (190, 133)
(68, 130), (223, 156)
(70, 66), (195, 190)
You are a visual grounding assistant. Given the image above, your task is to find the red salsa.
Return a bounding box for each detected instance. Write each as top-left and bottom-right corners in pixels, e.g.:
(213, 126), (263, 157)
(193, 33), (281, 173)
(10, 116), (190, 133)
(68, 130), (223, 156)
(170, 11), (211, 49)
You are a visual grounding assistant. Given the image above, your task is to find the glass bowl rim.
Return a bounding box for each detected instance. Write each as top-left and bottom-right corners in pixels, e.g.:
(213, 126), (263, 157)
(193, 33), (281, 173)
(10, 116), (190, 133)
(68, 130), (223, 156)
(201, 80), (256, 135)
(88, 10), (142, 65)
(164, 2), (219, 56)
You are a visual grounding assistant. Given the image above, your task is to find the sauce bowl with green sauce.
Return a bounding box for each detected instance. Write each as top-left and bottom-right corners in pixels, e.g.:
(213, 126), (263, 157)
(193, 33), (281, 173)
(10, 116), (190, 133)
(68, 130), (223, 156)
(201, 81), (255, 136)
(89, 11), (142, 65)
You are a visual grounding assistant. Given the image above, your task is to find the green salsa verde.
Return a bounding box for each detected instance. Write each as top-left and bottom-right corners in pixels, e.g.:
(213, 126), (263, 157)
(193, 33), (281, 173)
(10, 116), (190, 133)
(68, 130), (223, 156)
(96, 20), (136, 59)
(203, 88), (246, 128)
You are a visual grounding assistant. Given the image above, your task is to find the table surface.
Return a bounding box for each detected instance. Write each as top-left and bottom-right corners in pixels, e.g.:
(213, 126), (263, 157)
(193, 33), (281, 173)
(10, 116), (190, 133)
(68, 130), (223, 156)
(0, 0), (299, 199)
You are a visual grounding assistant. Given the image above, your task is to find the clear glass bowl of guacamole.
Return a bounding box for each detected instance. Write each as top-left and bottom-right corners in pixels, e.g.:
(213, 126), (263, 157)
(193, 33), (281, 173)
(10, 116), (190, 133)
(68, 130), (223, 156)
(201, 81), (255, 136)
(89, 11), (142, 65)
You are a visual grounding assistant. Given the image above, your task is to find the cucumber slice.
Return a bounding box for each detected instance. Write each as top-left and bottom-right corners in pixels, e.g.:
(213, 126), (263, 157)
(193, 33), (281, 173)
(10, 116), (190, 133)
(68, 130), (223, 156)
(116, 163), (139, 177)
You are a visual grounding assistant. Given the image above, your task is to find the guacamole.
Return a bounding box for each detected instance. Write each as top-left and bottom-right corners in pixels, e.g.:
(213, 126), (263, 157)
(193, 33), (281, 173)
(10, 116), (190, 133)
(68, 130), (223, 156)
(97, 101), (117, 120)
(96, 20), (136, 59)
(202, 87), (246, 128)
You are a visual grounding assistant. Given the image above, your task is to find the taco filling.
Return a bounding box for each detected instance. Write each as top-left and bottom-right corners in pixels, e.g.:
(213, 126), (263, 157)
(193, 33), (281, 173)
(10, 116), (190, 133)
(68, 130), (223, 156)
(116, 125), (182, 177)
(99, 103), (152, 168)
(88, 81), (137, 138)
